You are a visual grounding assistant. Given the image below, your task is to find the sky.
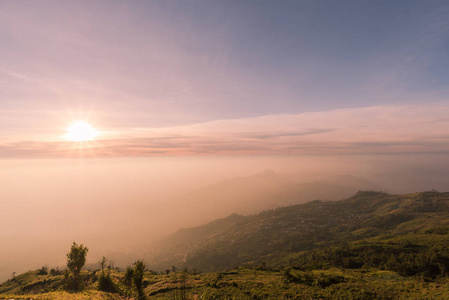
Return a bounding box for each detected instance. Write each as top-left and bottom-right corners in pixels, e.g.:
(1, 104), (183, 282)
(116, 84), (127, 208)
(1, 0), (449, 157)
(1, 0), (449, 281)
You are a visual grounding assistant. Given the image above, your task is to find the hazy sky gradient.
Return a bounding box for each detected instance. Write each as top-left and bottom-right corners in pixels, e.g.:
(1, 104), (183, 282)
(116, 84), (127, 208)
(1, 0), (449, 156)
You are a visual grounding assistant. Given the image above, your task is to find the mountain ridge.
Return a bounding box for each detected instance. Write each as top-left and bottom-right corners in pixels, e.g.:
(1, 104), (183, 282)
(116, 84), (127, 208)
(167, 171), (382, 228)
(146, 190), (449, 273)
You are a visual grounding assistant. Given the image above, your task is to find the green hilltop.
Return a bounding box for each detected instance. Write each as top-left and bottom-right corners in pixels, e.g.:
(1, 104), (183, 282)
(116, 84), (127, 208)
(148, 190), (449, 274)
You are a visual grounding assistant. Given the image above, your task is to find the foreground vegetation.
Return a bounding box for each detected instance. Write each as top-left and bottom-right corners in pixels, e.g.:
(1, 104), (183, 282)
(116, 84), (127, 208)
(3, 266), (449, 299)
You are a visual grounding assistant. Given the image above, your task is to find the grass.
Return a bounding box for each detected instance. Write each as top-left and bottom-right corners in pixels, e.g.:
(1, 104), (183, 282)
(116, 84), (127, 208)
(4, 267), (449, 299)
(0, 290), (123, 299)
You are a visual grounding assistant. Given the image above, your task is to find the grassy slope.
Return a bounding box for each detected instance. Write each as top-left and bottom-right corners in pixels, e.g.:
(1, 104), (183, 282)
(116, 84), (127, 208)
(2, 267), (449, 299)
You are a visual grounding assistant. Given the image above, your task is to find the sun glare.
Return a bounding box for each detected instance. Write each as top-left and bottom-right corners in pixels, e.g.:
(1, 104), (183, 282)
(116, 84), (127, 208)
(66, 121), (98, 141)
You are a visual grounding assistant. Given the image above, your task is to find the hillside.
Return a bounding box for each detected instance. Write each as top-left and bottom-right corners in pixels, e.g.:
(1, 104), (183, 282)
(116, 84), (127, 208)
(3, 191), (449, 299)
(147, 191), (449, 273)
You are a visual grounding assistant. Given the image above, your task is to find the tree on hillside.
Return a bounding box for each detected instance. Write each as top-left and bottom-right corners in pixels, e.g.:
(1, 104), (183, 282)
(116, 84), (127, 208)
(100, 256), (107, 273)
(124, 265), (134, 288)
(97, 256), (118, 293)
(133, 260), (146, 299)
(123, 260), (147, 299)
(66, 242), (88, 291)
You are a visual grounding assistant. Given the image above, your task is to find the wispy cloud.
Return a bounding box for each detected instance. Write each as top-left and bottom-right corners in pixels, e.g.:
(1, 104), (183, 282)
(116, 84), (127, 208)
(1, 102), (449, 158)
(0, 68), (32, 83)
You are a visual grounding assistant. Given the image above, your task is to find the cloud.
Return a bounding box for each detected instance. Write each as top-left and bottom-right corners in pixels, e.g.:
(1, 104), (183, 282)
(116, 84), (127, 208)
(1, 102), (449, 158)
(0, 68), (32, 82)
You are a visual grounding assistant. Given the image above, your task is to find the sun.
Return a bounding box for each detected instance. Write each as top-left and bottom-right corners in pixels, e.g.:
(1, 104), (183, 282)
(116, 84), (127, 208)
(65, 121), (98, 141)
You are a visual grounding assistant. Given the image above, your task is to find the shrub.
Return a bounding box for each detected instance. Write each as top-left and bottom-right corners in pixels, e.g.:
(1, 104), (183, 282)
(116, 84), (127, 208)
(50, 268), (63, 276)
(98, 271), (117, 293)
(37, 266), (48, 275)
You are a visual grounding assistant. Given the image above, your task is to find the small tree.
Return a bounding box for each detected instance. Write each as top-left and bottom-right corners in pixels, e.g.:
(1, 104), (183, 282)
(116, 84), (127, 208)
(66, 242), (88, 291)
(100, 256), (107, 273)
(123, 260), (147, 299)
(124, 266), (134, 288)
(133, 260), (146, 299)
(67, 242), (88, 277)
(97, 256), (117, 293)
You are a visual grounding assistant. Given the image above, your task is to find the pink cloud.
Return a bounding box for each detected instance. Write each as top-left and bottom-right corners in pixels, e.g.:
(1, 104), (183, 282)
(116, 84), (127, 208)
(1, 102), (449, 158)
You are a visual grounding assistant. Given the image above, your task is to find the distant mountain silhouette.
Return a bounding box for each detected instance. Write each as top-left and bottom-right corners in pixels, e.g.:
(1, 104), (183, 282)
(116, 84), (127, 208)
(173, 171), (382, 226)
